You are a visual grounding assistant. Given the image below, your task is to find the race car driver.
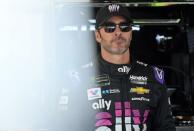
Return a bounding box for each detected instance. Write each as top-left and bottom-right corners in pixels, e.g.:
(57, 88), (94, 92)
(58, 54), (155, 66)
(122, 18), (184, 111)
(85, 3), (176, 131)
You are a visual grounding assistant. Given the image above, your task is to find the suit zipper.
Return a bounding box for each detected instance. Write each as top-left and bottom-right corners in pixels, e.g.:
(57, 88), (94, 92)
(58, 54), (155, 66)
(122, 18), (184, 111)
(121, 76), (128, 131)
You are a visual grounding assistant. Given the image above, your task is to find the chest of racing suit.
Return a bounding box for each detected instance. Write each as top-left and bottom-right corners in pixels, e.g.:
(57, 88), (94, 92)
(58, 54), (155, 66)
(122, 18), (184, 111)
(86, 56), (175, 131)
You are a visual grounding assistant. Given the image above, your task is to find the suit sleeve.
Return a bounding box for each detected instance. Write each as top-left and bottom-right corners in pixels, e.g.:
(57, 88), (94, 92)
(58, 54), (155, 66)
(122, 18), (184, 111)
(152, 66), (176, 131)
(152, 85), (176, 131)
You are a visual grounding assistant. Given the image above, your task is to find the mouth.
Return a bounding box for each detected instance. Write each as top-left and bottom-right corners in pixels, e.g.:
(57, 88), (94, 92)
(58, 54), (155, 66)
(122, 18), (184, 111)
(116, 36), (123, 40)
(113, 39), (125, 45)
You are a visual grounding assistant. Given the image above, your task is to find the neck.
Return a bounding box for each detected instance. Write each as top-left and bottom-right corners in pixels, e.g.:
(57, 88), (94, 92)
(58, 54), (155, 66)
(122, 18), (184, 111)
(101, 50), (130, 64)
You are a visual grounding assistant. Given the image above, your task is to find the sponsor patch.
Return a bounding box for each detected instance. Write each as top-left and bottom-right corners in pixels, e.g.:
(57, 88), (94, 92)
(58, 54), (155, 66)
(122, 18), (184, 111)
(92, 99), (111, 110)
(136, 61), (148, 67)
(118, 66), (131, 74)
(87, 88), (102, 100)
(102, 89), (120, 95)
(129, 75), (147, 85)
(130, 87), (150, 94)
(131, 97), (150, 102)
(96, 74), (110, 87)
(153, 66), (164, 84)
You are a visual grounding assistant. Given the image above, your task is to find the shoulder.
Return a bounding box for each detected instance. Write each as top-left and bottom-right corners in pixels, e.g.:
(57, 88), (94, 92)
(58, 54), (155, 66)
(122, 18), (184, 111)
(133, 60), (165, 85)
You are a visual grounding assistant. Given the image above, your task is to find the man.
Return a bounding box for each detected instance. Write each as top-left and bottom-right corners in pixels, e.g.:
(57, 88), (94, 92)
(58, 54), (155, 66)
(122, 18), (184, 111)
(86, 3), (175, 131)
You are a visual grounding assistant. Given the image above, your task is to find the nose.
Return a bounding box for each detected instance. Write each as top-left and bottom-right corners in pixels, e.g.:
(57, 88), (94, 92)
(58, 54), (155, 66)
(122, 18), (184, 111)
(114, 25), (121, 36)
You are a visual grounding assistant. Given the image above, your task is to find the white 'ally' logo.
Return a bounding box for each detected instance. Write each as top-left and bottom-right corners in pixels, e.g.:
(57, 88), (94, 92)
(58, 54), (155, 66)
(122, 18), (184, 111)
(118, 66), (130, 74)
(108, 4), (120, 12)
(92, 99), (111, 110)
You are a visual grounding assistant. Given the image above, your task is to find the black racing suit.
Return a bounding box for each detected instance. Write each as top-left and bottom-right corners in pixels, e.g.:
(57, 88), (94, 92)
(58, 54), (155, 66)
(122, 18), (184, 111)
(62, 56), (175, 131)
(85, 56), (175, 131)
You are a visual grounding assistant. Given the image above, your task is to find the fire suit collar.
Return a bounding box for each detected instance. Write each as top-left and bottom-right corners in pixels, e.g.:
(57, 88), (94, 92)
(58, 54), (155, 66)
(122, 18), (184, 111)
(98, 55), (133, 76)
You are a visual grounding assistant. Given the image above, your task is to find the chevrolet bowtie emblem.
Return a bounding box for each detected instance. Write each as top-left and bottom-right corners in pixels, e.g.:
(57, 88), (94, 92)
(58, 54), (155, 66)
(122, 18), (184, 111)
(130, 87), (150, 94)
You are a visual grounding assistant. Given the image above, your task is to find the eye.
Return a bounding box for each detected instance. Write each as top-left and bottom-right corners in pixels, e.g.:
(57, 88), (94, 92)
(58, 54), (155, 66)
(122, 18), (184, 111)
(120, 25), (129, 29)
(120, 23), (129, 28)
(119, 23), (132, 32)
(103, 22), (116, 33)
(106, 25), (115, 29)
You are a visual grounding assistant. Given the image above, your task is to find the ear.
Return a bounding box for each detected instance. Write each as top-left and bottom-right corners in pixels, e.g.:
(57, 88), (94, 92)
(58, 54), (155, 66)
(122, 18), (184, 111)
(95, 30), (101, 43)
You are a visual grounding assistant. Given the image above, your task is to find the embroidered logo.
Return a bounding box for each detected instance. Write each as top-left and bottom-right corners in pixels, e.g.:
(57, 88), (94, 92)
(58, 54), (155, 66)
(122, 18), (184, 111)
(118, 66), (130, 74)
(155, 67), (163, 79)
(108, 4), (120, 12)
(130, 87), (150, 94)
(153, 66), (164, 84)
(131, 97), (150, 102)
(92, 99), (112, 110)
(87, 88), (102, 100)
(137, 61), (148, 67)
(129, 75), (148, 85)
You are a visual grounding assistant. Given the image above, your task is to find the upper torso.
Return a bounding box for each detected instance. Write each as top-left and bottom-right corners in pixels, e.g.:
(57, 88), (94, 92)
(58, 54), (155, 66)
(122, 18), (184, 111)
(86, 56), (165, 131)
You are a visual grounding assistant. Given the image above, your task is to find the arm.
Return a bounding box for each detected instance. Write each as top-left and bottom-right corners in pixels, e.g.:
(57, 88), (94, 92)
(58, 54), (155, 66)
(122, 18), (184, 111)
(152, 66), (176, 131)
(152, 86), (176, 131)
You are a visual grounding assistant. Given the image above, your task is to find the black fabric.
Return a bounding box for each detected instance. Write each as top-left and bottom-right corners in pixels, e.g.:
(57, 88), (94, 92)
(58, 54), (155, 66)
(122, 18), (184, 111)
(84, 56), (175, 131)
(62, 56), (175, 131)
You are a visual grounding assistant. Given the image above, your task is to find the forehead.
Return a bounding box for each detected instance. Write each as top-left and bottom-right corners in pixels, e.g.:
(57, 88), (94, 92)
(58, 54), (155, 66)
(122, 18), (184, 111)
(107, 16), (127, 23)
